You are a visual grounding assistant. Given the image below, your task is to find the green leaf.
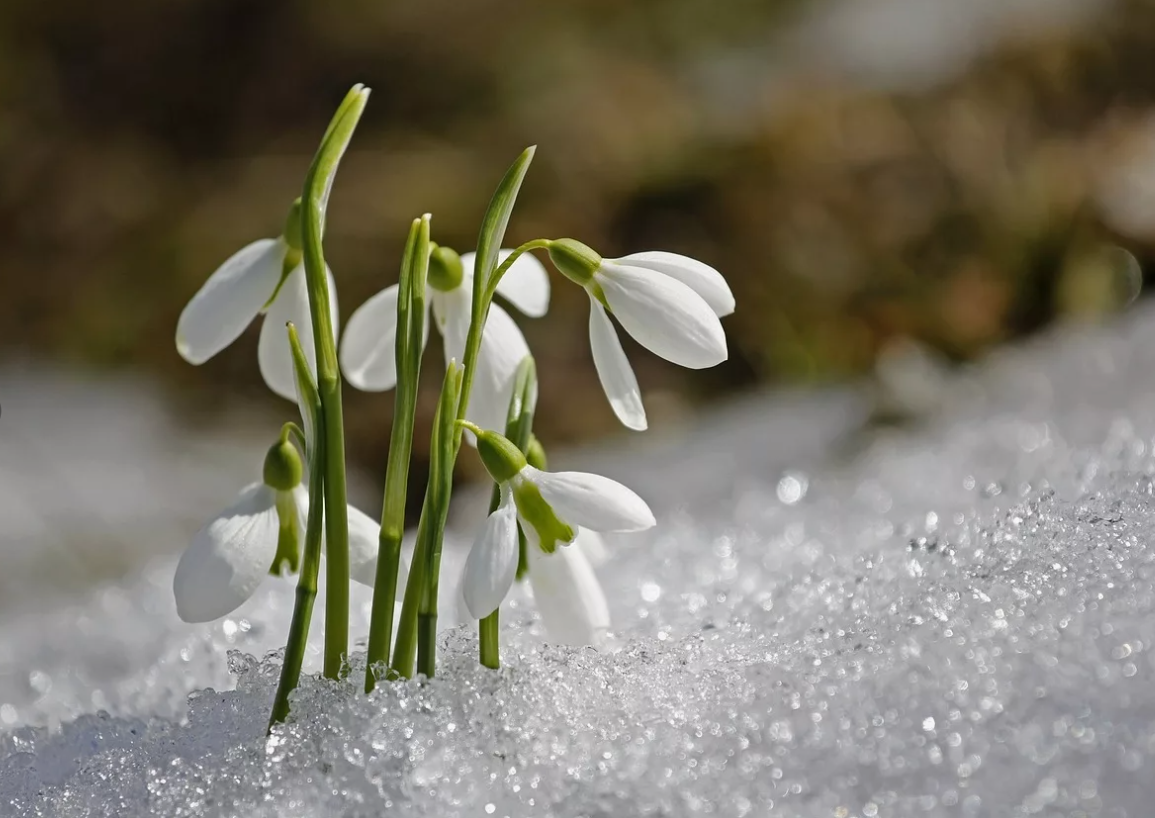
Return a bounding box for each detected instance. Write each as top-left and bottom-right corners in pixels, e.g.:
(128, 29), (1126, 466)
(305, 85), (370, 236)
(473, 146), (536, 300)
(286, 322), (321, 459)
(406, 215), (431, 387)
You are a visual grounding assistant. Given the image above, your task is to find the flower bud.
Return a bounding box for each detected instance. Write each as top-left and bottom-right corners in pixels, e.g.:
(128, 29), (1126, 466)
(283, 197), (304, 252)
(263, 439), (304, 491)
(428, 245), (464, 292)
(547, 238), (601, 286)
(475, 428), (527, 484)
(526, 435), (548, 470)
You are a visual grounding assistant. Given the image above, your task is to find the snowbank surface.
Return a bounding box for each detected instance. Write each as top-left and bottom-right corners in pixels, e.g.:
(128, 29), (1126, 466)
(6, 306), (1155, 816)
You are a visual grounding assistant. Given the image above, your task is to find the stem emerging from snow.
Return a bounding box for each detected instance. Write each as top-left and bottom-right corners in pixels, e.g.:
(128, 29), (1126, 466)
(300, 85), (369, 679)
(269, 325), (326, 729)
(365, 215), (429, 693)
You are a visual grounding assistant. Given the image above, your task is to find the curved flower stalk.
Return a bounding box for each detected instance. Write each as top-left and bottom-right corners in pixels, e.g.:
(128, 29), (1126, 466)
(546, 240), (734, 431)
(175, 200), (339, 401)
(458, 424), (655, 622)
(172, 433), (388, 624)
(340, 247), (549, 434)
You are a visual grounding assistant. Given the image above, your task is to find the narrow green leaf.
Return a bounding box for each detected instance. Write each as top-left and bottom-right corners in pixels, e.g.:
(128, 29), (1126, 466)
(473, 146), (536, 299)
(416, 360), (463, 678)
(365, 214), (430, 691)
(286, 322), (321, 457)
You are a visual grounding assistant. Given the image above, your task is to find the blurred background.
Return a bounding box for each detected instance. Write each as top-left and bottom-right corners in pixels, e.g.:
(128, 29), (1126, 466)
(3, 0), (1155, 603)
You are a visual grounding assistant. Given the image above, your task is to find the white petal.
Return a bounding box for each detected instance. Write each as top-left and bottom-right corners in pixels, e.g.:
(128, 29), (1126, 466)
(489, 249), (551, 318)
(259, 265), (340, 401)
(176, 238), (285, 365)
(526, 543), (610, 646)
(340, 284), (399, 391)
(431, 286), (472, 368)
(173, 483), (280, 622)
(291, 484), (311, 541)
(588, 299), (647, 431)
(616, 251), (734, 316)
(468, 303), (532, 435)
(461, 489), (520, 619)
(525, 466), (656, 533)
(597, 264), (727, 369)
(573, 527), (610, 568)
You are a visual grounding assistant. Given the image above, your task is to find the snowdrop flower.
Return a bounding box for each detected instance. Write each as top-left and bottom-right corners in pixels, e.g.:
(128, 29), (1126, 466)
(460, 425), (654, 622)
(172, 436), (390, 623)
(175, 200), (339, 401)
(546, 239), (734, 431)
(340, 246), (549, 434)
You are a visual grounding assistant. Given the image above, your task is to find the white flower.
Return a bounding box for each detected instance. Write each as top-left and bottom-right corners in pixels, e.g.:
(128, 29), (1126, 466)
(525, 527), (611, 646)
(175, 236), (339, 401)
(461, 456), (654, 621)
(340, 249), (549, 434)
(550, 243), (734, 432)
(172, 475), (392, 623)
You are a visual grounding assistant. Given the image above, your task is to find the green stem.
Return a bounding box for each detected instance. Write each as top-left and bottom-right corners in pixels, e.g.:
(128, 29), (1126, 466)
(390, 497), (427, 680)
(269, 328), (326, 730)
(318, 379), (348, 679)
(479, 609), (500, 668)
(300, 85), (369, 679)
(478, 472), (504, 670)
(365, 216), (430, 693)
(483, 239), (551, 306)
(416, 363), (462, 678)
(268, 439), (325, 729)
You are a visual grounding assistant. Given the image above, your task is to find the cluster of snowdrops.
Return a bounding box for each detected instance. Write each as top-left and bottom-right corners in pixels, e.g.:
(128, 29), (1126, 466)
(169, 86), (734, 726)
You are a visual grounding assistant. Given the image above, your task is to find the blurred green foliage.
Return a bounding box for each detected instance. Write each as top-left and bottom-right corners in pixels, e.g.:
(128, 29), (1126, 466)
(2, 0), (1155, 484)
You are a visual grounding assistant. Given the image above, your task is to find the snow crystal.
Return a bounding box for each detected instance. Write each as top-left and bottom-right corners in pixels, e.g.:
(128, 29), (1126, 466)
(8, 305), (1155, 815)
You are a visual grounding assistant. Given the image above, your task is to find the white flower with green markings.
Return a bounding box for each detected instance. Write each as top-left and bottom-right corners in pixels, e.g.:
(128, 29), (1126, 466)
(546, 239), (734, 431)
(172, 435), (388, 623)
(175, 199), (338, 401)
(340, 246), (549, 434)
(459, 424), (654, 623)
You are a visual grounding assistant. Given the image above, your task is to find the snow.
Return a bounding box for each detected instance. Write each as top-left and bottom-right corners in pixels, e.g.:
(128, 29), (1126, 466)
(7, 305), (1155, 815)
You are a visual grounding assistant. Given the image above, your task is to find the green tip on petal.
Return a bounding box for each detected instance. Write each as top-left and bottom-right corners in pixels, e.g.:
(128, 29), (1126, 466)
(512, 479), (574, 553)
(547, 238), (601, 287)
(263, 439), (304, 491)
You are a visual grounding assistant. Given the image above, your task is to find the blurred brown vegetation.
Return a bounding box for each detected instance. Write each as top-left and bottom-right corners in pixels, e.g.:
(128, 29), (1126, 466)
(3, 0), (1155, 493)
